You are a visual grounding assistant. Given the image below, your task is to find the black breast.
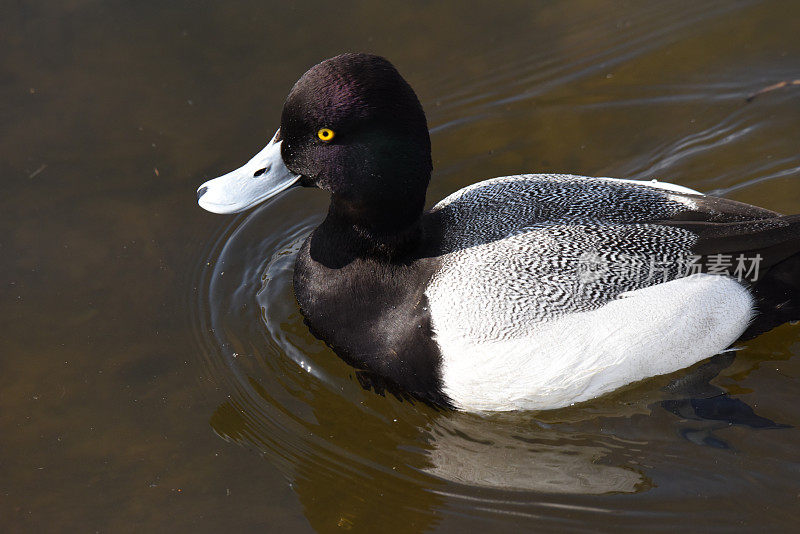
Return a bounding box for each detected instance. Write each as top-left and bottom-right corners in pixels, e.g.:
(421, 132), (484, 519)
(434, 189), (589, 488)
(292, 233), (449, 407)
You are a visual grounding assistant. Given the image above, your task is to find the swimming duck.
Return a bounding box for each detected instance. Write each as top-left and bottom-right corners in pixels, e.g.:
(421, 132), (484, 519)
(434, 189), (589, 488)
(197, 53), (800, 411)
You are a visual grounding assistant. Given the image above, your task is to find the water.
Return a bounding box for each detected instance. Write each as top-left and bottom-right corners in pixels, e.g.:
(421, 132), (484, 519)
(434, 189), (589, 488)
(3, 0), (800, 531)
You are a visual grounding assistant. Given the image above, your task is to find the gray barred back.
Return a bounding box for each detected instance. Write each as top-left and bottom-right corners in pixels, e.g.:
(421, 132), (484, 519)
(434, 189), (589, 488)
(426, 175), (704, 342)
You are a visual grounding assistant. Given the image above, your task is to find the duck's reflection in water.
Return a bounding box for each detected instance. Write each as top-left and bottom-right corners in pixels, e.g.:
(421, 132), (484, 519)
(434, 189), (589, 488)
(209, 389), (652, 532)
(424, 413), (648, 494)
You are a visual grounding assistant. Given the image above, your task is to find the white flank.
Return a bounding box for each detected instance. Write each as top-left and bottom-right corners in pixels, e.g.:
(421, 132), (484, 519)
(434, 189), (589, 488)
(429, 274), (753, 412)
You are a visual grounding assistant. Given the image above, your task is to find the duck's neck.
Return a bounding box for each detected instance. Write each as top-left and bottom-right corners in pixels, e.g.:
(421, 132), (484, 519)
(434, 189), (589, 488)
(309, 194), (424, 268)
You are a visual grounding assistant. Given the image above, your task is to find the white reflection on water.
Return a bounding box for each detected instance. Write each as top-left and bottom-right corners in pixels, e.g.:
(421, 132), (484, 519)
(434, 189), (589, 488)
(425, 424), (646, 494)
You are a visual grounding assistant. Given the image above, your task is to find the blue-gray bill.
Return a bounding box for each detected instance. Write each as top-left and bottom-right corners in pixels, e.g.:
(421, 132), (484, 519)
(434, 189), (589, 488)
(197, 130), (300, 214)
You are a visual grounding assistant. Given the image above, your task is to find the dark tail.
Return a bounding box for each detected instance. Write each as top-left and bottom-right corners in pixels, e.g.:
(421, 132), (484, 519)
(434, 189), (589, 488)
(664, 214), (800, 340)
(741, 248), (800, 339)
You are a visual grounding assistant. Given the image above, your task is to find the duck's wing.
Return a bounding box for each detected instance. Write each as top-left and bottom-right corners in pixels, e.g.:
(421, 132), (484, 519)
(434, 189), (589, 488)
(425, 174), (792, 329)
(428, 174), (777, 253)
(423, 174), (796, 411)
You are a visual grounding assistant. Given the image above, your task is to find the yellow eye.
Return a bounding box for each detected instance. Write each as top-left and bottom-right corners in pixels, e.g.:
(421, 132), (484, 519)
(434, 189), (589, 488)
(317, 128), (335, 142)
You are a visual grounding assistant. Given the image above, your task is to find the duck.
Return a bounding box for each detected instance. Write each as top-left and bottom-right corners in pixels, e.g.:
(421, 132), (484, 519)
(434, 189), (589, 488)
(197, 53), (800, 412)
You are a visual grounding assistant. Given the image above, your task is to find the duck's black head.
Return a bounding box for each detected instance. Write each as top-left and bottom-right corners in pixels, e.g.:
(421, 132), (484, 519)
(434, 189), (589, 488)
(280, 53), (432, 232)
(196, 53), (432, 238)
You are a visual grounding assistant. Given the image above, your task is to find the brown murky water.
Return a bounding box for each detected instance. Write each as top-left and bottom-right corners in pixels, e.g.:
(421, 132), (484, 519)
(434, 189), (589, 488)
(3, 1), (800, 531)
